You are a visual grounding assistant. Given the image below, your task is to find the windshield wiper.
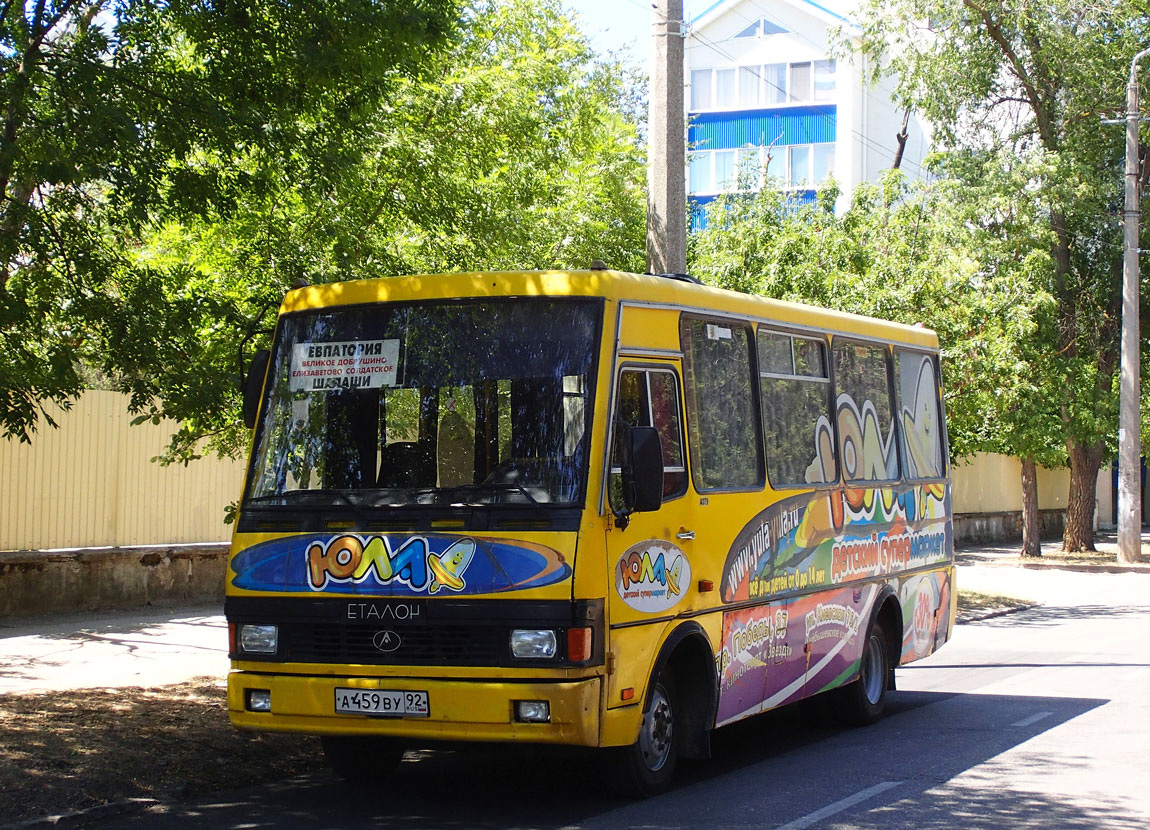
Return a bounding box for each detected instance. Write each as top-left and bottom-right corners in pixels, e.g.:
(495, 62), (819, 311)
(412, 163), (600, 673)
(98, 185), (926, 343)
(458, 481), (540, 505)
(246, 489), (367, 512)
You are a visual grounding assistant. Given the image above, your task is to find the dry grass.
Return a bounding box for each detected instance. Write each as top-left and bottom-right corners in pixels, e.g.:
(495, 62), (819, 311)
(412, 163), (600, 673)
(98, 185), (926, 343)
(1020, 546), (1150, 565)
(956, 589), (1034, 621)
(0, 679), (323, 824)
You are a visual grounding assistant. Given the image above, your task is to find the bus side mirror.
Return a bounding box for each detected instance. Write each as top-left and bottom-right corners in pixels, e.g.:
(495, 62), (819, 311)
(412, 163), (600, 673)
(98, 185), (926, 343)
(242, 349), (271, 429)
(623, 426), (664, 515)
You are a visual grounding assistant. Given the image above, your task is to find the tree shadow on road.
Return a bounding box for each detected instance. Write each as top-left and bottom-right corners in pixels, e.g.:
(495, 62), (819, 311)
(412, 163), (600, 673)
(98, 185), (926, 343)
(970, 603), (1149, 628)
(89, 691), (1129, 830)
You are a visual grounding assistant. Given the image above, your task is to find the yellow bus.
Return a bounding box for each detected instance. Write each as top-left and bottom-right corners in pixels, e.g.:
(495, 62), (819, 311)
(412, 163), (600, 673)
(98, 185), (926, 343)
(228, 268), (954, 796)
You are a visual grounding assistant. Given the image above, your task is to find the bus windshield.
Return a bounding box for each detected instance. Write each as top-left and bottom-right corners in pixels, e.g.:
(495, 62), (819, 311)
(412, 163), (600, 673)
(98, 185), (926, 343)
(245, 298), (601, 509)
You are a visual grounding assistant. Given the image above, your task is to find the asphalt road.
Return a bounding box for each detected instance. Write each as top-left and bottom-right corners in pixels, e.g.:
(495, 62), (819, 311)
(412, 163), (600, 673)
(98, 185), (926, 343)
(87, 566), (1149, 830)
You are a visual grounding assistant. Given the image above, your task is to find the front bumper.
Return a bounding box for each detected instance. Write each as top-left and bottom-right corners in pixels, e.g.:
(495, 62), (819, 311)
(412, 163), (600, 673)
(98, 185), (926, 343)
(228, 671), (601, 747)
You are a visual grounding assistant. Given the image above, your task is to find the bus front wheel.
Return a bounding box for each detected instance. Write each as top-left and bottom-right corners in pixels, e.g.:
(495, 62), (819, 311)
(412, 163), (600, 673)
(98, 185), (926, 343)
(839, 618), (891, 726)
(605, 674), (679, 797)
(321, 735), (406, 783)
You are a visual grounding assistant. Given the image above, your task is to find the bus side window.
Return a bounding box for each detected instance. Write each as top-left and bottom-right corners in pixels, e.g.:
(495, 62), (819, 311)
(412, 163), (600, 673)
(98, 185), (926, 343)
(757, 330), (835, 487)
(894, 350), (945, 479)
(680, 317), (764, 492)
(832, 341), (898, 483)
(609, 368), (688, 509)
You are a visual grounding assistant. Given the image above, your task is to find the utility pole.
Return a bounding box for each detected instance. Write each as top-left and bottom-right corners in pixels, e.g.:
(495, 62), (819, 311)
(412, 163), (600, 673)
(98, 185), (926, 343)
(1118, 48), (1150, 564)
(646, 0), (686, 275)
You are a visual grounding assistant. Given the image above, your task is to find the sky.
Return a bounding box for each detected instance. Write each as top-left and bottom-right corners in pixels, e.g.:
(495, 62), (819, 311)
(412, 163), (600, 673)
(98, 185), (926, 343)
(564, 0), (711, 71)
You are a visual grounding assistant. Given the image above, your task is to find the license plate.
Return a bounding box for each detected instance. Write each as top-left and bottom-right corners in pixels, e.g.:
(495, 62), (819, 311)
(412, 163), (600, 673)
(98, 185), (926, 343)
(334, 688), (429, 717)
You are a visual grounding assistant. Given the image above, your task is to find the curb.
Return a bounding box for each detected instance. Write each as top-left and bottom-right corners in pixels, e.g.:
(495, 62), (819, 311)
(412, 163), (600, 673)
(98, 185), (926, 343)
(2, 798), (158, 830)
(957, 603), (1039, 625)
(958, 559), (1150, 575)
(1015, 561), (1150, 575)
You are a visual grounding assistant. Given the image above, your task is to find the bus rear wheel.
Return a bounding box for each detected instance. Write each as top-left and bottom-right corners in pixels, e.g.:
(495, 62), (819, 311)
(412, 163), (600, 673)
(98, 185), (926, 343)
(321, 735), (406, 783)
(839, 618), (891, 726)
(605, 674), (679, 797)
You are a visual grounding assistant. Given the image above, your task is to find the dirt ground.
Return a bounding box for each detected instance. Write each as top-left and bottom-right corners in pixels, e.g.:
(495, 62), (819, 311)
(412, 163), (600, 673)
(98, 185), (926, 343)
(0, 680), (324, 824)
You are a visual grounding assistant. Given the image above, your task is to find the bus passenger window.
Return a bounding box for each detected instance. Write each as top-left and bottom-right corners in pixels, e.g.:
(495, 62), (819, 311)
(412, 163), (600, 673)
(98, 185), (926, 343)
(680, 317), (763, 491)
(609, 368), (687, 507)
(757, 330), (834, 486)
(894, 350), (945, 479)
(832, 341), (898, 483)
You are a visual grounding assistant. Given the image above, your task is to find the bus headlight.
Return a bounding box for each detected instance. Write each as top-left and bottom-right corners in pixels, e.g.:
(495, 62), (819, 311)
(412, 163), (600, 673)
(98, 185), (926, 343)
(238, 624), (278, 655)
(510, 629), (557, 659)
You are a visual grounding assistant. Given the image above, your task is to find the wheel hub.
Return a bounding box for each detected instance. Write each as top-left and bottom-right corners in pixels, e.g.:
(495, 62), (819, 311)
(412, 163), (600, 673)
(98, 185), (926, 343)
(862, 632), (885, 705)
(638, 687), (673, 771)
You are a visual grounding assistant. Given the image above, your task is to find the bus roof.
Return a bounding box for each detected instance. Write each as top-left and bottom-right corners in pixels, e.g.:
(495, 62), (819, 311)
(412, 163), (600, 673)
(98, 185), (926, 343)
(279, 270), (939, 349)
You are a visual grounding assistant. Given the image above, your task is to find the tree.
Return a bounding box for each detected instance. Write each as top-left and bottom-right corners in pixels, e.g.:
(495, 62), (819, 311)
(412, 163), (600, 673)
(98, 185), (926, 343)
(850, 0), (1150, 551)
(689, 172), (1051, 552)
(1, 0), (648, 466)
(114, 0), (648, 463)
(1, 0), (461, 442)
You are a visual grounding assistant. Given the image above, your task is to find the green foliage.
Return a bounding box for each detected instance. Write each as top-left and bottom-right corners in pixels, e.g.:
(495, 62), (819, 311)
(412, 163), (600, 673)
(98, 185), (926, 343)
(0, 0), (461, 444)
(846, 0), (1150, 496)
(1, 0), (647, 463)
(689, 171), (1055, 462)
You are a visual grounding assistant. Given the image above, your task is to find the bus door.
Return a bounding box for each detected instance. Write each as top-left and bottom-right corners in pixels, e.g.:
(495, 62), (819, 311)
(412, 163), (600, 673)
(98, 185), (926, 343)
(603, 362), (696, 707)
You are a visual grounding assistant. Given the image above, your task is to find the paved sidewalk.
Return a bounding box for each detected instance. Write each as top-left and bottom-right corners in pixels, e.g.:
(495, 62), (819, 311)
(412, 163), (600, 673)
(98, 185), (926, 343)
(0, 603), (226, 694)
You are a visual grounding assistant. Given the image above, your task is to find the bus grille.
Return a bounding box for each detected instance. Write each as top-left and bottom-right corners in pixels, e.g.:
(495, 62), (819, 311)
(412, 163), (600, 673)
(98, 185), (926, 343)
(282, 623), (508, 666)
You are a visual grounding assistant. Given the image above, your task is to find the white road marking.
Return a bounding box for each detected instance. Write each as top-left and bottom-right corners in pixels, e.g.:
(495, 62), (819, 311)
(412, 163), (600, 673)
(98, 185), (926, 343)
(1011, 710), (1053, 728)
(1119, 667), (1148, 682)
(772, 781), (903, 830)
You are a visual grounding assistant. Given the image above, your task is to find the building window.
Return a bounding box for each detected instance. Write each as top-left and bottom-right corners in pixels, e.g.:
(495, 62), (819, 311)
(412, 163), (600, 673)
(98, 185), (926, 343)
(715, 68), (737, 108)
(714, 150), (736, 190)
(765, 64), (787, 104)
(689, 152), (712, 193)
(689, 144), (834, 194)
(689, 61), (834, 111)
(813, 143), (835, 182)
(788, 145), (810, 186)
(764, 148), (782, 181)
(691, 69), (712, 110)
(789, 62), (812, 102)
(734, 18), (788, 38)
(737, 146), (761, 189)
(814, 59), (836, 100)
(739, 66), (760, 107)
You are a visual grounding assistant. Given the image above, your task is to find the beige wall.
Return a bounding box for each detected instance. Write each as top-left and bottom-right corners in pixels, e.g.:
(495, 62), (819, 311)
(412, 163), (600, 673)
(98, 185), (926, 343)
(951, 452), (1074, 514)
(0, 392), (246, 550)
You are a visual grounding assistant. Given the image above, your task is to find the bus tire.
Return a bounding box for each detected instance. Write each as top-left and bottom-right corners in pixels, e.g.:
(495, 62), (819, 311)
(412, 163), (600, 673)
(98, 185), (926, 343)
(605, 673), (679, 797)
(321, 735), (406, 783)
(839, 618), (891, 726)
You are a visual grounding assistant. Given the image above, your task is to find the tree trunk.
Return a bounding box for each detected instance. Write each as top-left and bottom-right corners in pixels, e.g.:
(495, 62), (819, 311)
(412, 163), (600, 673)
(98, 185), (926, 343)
(1063, 439), (1104, 552)
(1020, 457), (1041, 557)
(891, 108), (911, 172)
